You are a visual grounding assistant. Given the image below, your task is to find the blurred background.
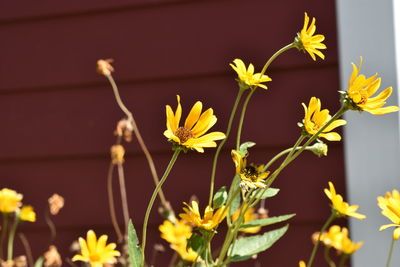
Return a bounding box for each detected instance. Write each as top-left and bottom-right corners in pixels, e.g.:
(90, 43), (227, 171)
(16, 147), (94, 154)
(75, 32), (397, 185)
(0, 0), (380, 266)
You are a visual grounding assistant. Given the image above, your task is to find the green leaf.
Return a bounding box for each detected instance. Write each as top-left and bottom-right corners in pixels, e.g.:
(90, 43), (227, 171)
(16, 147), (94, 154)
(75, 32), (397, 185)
(240, 214), (296, 230)
(34, 257), (44, 267)
(213, 186), (228, 209)
(228, 175), (241, 216)
(128, 220), (142, 267)
(239, 142), (256, 155)
(229, 224), (289, 262)
(187, 233), (205, 253)
(250, 188), (280, 199)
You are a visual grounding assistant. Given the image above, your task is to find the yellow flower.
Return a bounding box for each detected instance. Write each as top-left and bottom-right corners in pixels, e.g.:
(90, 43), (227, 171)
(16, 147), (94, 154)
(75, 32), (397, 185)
(230, 59), (272, 89)
(299, 260), (306, 267)
(324, 182), (366, 220)
(231, 206), (261, 234)
(163, 95), (226, 153)
(171, 243), (199, 262)
(295, 12), (327, 61)
(179, 201), (227, 230)
(377, 189), (400, 240)
(345, 57), (400, 115)
(320, 225), (363, 254)
(302, 97), (347, 141)
(231, 150), (270, 190)
(72, 230), (120, 267)
(0, 188), (23, 213)
(159, 220), (192, 245)
(20, 205), (36, 222)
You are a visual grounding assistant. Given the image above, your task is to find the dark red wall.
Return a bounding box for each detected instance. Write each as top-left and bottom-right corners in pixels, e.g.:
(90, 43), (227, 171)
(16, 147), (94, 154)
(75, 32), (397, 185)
(0, 1), (346, 266)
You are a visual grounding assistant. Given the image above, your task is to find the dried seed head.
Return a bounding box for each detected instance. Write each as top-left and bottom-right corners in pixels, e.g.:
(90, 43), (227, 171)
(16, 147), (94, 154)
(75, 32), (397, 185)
(44, 246), (62, 267)
(97, 59), (114, 76)
(14, 256), (27, 267)
(115, 119), (134, 142)
(111, 145), (125, 164)
(48, 194), (65, 215)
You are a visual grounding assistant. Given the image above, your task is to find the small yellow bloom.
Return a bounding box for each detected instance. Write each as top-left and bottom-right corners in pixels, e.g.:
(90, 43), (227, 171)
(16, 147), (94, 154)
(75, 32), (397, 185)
(231, 206), (261, 234)
(20, 205), (36, 222)
(302, 97), (347, 141)
(345, 57), (400, 115)
(179, 201), (227, 230)
(171, 243), (199, 262)
(163, 95), (226, 153)
(377, 189), (400, 240)
(0, 188), (23, 213)
(324, 182), (366, 220)
(299, 260), (306, 267)
(320, 225), (363, 254)
(72, 230), (120, 267)
(231, 150), (270, 190)
(159, 220), (192, 245)
(230, 59), (272, 89)
(295, 12), (327, 61)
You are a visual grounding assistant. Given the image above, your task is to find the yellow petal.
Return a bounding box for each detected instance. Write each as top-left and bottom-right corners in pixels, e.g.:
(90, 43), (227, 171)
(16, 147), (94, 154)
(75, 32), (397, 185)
(184, 101), (203, 130)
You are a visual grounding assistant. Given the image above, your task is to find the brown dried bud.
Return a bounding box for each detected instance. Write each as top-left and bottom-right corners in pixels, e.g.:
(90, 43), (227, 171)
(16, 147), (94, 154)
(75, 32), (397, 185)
(48, 194), (65, 215)
(111, 145), (125, 164)
(115, 119), (134, 142)
(97, 59), (114, 76)
(257, 207), (269, 219)
(44, 246), (62, 267)
(69, 241), (80, 252)
(13, 256), (27, 267)
(311, 231), (321, 245)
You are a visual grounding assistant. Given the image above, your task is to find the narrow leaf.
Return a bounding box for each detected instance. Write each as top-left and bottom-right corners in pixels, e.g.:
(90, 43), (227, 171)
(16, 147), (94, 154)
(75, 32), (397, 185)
(34, 257), (44, 267)
(213, 186), (228, 209)
(240, 214), (296, 230)
(228, 175), (241, 216)
(128, 220), (142, 267)
(250, 188), (280, 199)
(229, 224), (289, 262)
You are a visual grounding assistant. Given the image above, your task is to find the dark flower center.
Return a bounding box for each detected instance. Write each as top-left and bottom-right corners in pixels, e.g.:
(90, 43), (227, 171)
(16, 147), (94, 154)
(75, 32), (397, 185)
(174, 127), (194, 143)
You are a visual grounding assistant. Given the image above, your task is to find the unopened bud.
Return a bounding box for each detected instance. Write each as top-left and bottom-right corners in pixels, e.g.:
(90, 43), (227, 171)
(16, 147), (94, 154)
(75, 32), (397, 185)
(111, 145), (125, 164)
(309, 142), (328, 157)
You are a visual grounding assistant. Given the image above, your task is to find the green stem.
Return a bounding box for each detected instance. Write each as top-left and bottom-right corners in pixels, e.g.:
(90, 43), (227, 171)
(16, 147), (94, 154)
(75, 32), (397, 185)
(0, 213), (9, 260)
(307, 212), (337, 267)
(141, 149), (181, 266)
(7, 218), (19, 261)
(236, 89), (256, 150)
(324, 246), (336, 267)
(260, 43), (295, 76)
(208, 88), (245, 206)
(338, 254), (349, 267)
(385, 237), (395, 267)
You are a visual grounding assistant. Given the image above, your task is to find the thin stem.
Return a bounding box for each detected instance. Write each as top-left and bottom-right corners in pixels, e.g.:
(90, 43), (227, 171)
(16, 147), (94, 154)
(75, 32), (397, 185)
(307, 212), (337, 267)
(117, 162), (130, 234)
(18, 233), (34, 267)
(106, 74), (167, 206)
(324, 246), (336, 267)
(236, 88), (256, 150)
(338, 254), (349, 267)
(44, 207), (56, 245)
(208, 88), (245, 206)
(7, 218), (19, 261)
(385, 238), (395, 267)
(0, 213), (9, 259)
(106, 161), (123, 243)
(260, 43), (295, 76)
(141, 149), (181, 266)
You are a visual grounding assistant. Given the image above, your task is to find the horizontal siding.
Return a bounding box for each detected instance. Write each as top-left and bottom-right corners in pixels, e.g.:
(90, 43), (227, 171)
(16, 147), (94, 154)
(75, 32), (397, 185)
(0, 0), (337, 92)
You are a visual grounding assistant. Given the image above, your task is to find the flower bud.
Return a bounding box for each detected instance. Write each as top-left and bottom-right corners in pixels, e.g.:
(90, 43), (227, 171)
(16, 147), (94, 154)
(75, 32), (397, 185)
(309, 142), (328, 157)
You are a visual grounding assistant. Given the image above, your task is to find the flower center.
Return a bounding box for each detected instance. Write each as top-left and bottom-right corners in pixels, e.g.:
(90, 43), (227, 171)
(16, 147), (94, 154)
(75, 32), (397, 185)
(349, 90), (368, 105)
(241, 165), (260, 182)
(89, 254), (101, 262)
(174, 127), (194, 143)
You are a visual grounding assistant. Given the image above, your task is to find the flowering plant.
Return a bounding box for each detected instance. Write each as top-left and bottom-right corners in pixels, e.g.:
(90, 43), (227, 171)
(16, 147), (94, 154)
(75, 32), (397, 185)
(1, 12), (400, 267)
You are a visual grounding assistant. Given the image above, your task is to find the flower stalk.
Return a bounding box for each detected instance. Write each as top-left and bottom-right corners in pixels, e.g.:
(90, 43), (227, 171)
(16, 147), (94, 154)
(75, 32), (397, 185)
(7, 217), (19, 261)
(385, 238), (395, 267)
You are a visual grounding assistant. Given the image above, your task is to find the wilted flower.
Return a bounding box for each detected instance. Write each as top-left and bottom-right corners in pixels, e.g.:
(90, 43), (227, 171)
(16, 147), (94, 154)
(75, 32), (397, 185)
(0, 188), (23, 213)
(110, 145), (125, 164)
(115, 119), (133, 142)
(97, 59), (114, 76)
(294, 12), (326, 61)
(48, 194), (64, 215)
(72, 230), (120, 267)
(164, 95), (226, 153)
(20, 205), (36, 222)
(344, 57), (400, 115)
(44, 246), (62, 267)
(179, 201), (226, 230)
(377, 189), (400, 240)
(230, 59), (272, 89)
(324, 182), (366, 219)
(231, 150), (270, 190)
(301, 97), (347, 141)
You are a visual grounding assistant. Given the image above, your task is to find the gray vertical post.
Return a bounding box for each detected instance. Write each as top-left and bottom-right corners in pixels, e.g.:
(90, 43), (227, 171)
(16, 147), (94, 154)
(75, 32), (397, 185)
(336, 0), (400, 266)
